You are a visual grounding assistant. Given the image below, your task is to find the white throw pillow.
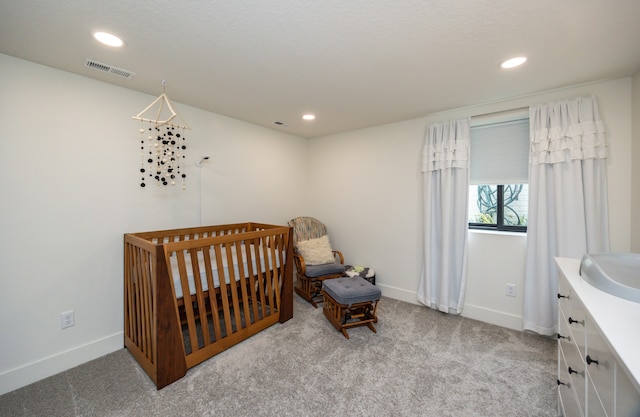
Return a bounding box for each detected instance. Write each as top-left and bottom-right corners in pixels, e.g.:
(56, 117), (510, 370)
(296, 235), (335, 265)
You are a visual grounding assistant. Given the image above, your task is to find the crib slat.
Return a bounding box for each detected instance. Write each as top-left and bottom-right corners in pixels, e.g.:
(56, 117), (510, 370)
(245, 239), (260, 321)
(134, 247), (152, 359)
(235, 240), (252, 328)
(252, 239), (268, 319)
(202, 248), (222, 342)
(136, 249), (148, 357)
(131, 248), (142, 348)
(224, 242), (243, 330)
(263, 239), (276, 311)
(189, 248), (211, 346)
(175, 250), (199, 352)
(142, 249), (154, 360)
(280, 229), (294, 322)
(213, 244), (233, 337)
(259, 238), (273, 314)
(272, 234), (284, 309)
(124, 245), (137, 346)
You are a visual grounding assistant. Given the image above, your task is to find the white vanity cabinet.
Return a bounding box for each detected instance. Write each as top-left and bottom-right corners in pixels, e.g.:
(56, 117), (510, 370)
(556, 258), (640, 417)
(557, 274), (586, 416)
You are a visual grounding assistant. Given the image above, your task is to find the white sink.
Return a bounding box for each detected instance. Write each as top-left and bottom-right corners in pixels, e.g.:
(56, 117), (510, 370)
(580, 253), (640, 303)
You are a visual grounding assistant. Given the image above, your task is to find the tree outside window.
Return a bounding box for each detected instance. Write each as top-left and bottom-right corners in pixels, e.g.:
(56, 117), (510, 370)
(468, 184), (528, 232)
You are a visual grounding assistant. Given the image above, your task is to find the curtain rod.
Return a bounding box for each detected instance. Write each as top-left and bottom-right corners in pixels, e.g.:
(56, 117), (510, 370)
(471, 106), (529, 120)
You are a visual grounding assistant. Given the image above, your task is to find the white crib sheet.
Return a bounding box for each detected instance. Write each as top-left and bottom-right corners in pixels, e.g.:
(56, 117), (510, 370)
(169, 244), (280, 299)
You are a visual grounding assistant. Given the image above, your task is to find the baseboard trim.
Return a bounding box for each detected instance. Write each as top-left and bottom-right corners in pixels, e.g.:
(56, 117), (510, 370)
(0, 332), (123, 395)
(461, 303), (523, 331)
(378, 285), (523, 332)
(378, 283), (420, 305)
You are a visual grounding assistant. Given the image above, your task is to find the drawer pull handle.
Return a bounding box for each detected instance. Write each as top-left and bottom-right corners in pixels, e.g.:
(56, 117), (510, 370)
(557, 379), (569, 387)
(586, 355), (599, 366)
(568, 366), (578, 375)
(568, 317), (583, 325)
(557, 293), (569, 299)
(557, 334), (570, 341)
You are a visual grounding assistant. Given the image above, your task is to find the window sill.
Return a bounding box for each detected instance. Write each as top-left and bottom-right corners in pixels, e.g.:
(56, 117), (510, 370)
(468, 228), (527, 237)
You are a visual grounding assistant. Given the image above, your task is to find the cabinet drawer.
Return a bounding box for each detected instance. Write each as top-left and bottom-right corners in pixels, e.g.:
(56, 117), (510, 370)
(558, 274), (573, 315)
(616, 365), (640, 417)
(559, 274), (586, 358)
(585, 319), (614, 416)
(587, 376), (608, 417)
(567, 300), (586, 358)
(565, 342), (586, 411)
(559, 387), (585, 417)
(559, 331), (586, 414)
(558, 307), (573, 351)
(558, 274), (570, 297)
(559, 346), (584, 417)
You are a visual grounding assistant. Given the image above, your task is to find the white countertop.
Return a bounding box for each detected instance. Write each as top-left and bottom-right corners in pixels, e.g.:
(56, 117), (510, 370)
(556, 257), (640, 391)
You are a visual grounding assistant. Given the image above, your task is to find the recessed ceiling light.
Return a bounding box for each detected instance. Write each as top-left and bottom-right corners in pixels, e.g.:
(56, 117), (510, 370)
(302, 114), (315, 121)
(501, 56), (527, 69)
(93, 31), (124, 47)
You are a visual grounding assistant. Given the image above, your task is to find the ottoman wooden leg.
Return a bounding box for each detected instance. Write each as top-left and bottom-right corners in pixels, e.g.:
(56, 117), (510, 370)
(322, 290), (379, 339)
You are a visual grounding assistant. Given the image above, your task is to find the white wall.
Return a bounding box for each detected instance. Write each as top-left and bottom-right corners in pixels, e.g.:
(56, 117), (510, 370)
(0, 53), (308, 394)
(1, 51), (635, 395)
(307, 77), (633, 331)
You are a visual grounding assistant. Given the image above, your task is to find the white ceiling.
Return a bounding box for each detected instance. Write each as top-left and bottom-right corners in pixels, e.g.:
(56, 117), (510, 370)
(1, 0), (640, 138)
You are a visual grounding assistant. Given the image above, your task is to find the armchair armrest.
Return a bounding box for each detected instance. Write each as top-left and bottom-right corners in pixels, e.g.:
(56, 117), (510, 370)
(333, 250), (344, 265)
(293, 253), (307, 276)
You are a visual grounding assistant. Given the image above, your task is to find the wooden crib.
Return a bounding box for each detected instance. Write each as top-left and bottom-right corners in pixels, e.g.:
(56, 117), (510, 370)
(123, 222), (293, 389)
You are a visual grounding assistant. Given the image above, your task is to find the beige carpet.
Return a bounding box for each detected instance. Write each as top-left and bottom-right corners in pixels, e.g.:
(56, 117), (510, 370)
(0, 295), (557, 417)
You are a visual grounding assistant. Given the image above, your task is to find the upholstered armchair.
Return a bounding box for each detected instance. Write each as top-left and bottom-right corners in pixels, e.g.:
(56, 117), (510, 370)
(288, 216), (345, 308)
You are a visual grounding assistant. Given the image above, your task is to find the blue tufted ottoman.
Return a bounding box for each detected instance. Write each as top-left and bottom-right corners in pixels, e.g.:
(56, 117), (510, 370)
(321, 276), (381, 339)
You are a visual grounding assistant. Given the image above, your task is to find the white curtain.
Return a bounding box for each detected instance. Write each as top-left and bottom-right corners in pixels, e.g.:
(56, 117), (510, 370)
(418, 118), (470, 313)
(523, 96), (610, 335)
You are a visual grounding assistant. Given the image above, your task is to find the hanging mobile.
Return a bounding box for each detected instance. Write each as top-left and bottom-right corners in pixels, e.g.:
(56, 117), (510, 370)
(132, 80), (190, 189)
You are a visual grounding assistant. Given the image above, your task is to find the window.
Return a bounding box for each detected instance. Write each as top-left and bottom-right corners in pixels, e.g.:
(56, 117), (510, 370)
(468, 184), (528, 231)
(468, 111), (529, 232)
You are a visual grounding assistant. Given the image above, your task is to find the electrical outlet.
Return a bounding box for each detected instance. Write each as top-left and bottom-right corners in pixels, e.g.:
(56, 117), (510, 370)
(61, 310), (75, 329)
(506, 284), (516, 297)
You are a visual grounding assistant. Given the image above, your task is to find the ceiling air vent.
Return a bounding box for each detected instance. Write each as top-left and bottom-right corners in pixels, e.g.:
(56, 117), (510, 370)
(84, 58), (136, 79)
